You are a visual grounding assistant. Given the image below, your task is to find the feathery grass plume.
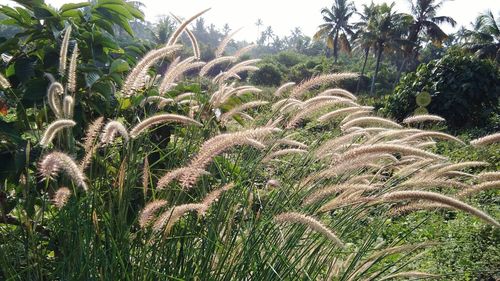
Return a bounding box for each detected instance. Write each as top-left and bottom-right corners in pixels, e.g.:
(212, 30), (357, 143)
(47, 82), (64, 117)
(347, 174), (384, 184)
(170, 14), (200, 59)
(140, 96), (174, 108)
(341, 116), (402, 131)
(100, 120), (129, 145)
(236, 112), (254, 122)
(62, 95), (74, 118)
(388, 202), (448, 216)
(67, 43), (78, 93)
(129, 114), (202, 139)
(303, 184), (376, 206)
(179, 127), (280, 188)
(470, 132), (500, 147)
(273, 82), (296, 97)
(138, 200), (168, 228)
(122, 44), (182, 96)
(198, 183), (235, 215)
(304, 95), (358, 107)
(274, 212), (344, 247)
(262, 148), (308, 163)
(236, 86), (262, 96)
(303, 153), (399, 186)
(339, 110), (373, 126)
(199, 56), (236, 77)
(153, 203), (206, 234)
(429, 161), (489, 178)
(344, 126), (387, 134)
(52, 187), (71, 209)
(167, 8), (211, 46)
(440, 171), (476, 179)
(0, 73), (11, 89)
(159, 57), (201, 93)
(220, 101), (268, 125)
(242, 138), (266, 149)
(286, 99), (356, 129)
(39, 151), (88, 190)
(275, 138), (308, 149)
(157, 168), (210, 189)
(80, 117), (104, 171)
(379, 271), (439, 280)
(163, 60), (206, 89)
(215, 27), (243, 57)
(173, 92), (196, 103)
(219, 66), (259, 83)
(142, 157), (150, 197)
(333, 144), (446, 165)
(177, 99), (198, 106)
(225, 59), (261, 72)
(290, 73), (358, 99)
(318, 106), (371, 123)
(478, 171), (500, 182)
(380, 190), (500, 227)
(318, 88), (357, 100)
(403, 114), (445, 124)
(233, 43), (257, 58)
(271, 98), (301, 111)
(39, 119), (76, 147)
(365, 129), (421, 145)
(314, 131), (368, 158)
(58, 25), (72, 76)
(394, 159), (436, 178)
(399, 131), (465, 145)
(318, 190), (371, 212)
(398, 179), (471, 190)
(458, 181), (500, 197)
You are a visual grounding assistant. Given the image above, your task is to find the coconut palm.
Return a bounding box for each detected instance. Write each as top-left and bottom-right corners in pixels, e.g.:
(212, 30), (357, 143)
(314, 0), (356, 63)
(396, 0), (456, 79)
(353, 2), (377, 92)
(461, 10), (500, 61)
(367, 3), (412, 95)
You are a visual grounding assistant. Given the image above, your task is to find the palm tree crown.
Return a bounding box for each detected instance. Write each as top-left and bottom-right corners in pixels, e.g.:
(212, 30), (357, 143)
(314, 0), (356, 63)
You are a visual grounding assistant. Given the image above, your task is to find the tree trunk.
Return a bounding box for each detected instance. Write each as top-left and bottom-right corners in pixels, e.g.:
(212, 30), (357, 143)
(394, 57), (407, 89)
(370, 46), (383, 95)
(356, 47), (370, 93)
(333, 29), (340, 63)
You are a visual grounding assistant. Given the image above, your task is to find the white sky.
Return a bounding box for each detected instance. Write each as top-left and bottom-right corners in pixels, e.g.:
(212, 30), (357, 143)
(5, 0), (500, 41)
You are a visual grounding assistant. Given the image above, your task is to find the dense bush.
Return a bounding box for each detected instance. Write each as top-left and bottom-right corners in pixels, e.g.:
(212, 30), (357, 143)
(249, 63), (282, 86)
(384, 49), (500, 129)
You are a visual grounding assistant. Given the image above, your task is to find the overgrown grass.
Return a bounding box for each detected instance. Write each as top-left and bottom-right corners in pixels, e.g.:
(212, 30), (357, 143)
(0, 15), (499, 281)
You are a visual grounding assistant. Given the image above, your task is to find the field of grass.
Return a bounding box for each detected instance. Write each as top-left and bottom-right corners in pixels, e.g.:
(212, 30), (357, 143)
(0, 7), (499, 281)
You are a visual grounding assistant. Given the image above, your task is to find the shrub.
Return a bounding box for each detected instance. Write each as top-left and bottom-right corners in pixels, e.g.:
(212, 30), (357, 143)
(249, 63), (282, 86)
(384, 49), (500, 129)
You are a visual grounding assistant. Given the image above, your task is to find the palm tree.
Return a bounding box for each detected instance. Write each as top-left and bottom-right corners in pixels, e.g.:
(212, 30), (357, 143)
(397, 0), (456, 77)
(367, 3), (412, 95)
(353, 2), (377, 92)
(314, 0), (356, 63)
(255, 18), (263, 40)
(461, 10), (500, 61)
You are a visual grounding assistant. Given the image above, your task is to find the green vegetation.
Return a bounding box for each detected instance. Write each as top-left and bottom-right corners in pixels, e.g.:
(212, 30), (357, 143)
(384, 49), (500, 130)
(0, 1), (499, 280)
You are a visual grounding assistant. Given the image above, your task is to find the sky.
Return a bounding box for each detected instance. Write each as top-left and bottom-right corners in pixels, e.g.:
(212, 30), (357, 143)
(5, 0), (500, 41)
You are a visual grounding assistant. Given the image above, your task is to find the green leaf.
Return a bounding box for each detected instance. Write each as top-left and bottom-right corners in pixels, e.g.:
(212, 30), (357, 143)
(14, 57), (35, 82)
(33, 5), (58, 19)
(109, 59), (129, 73)
(85, 72), (101, 88)
(99, 4), (133, 19)
(59, 2), (90, 13)
(119, 98), (131, 110)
